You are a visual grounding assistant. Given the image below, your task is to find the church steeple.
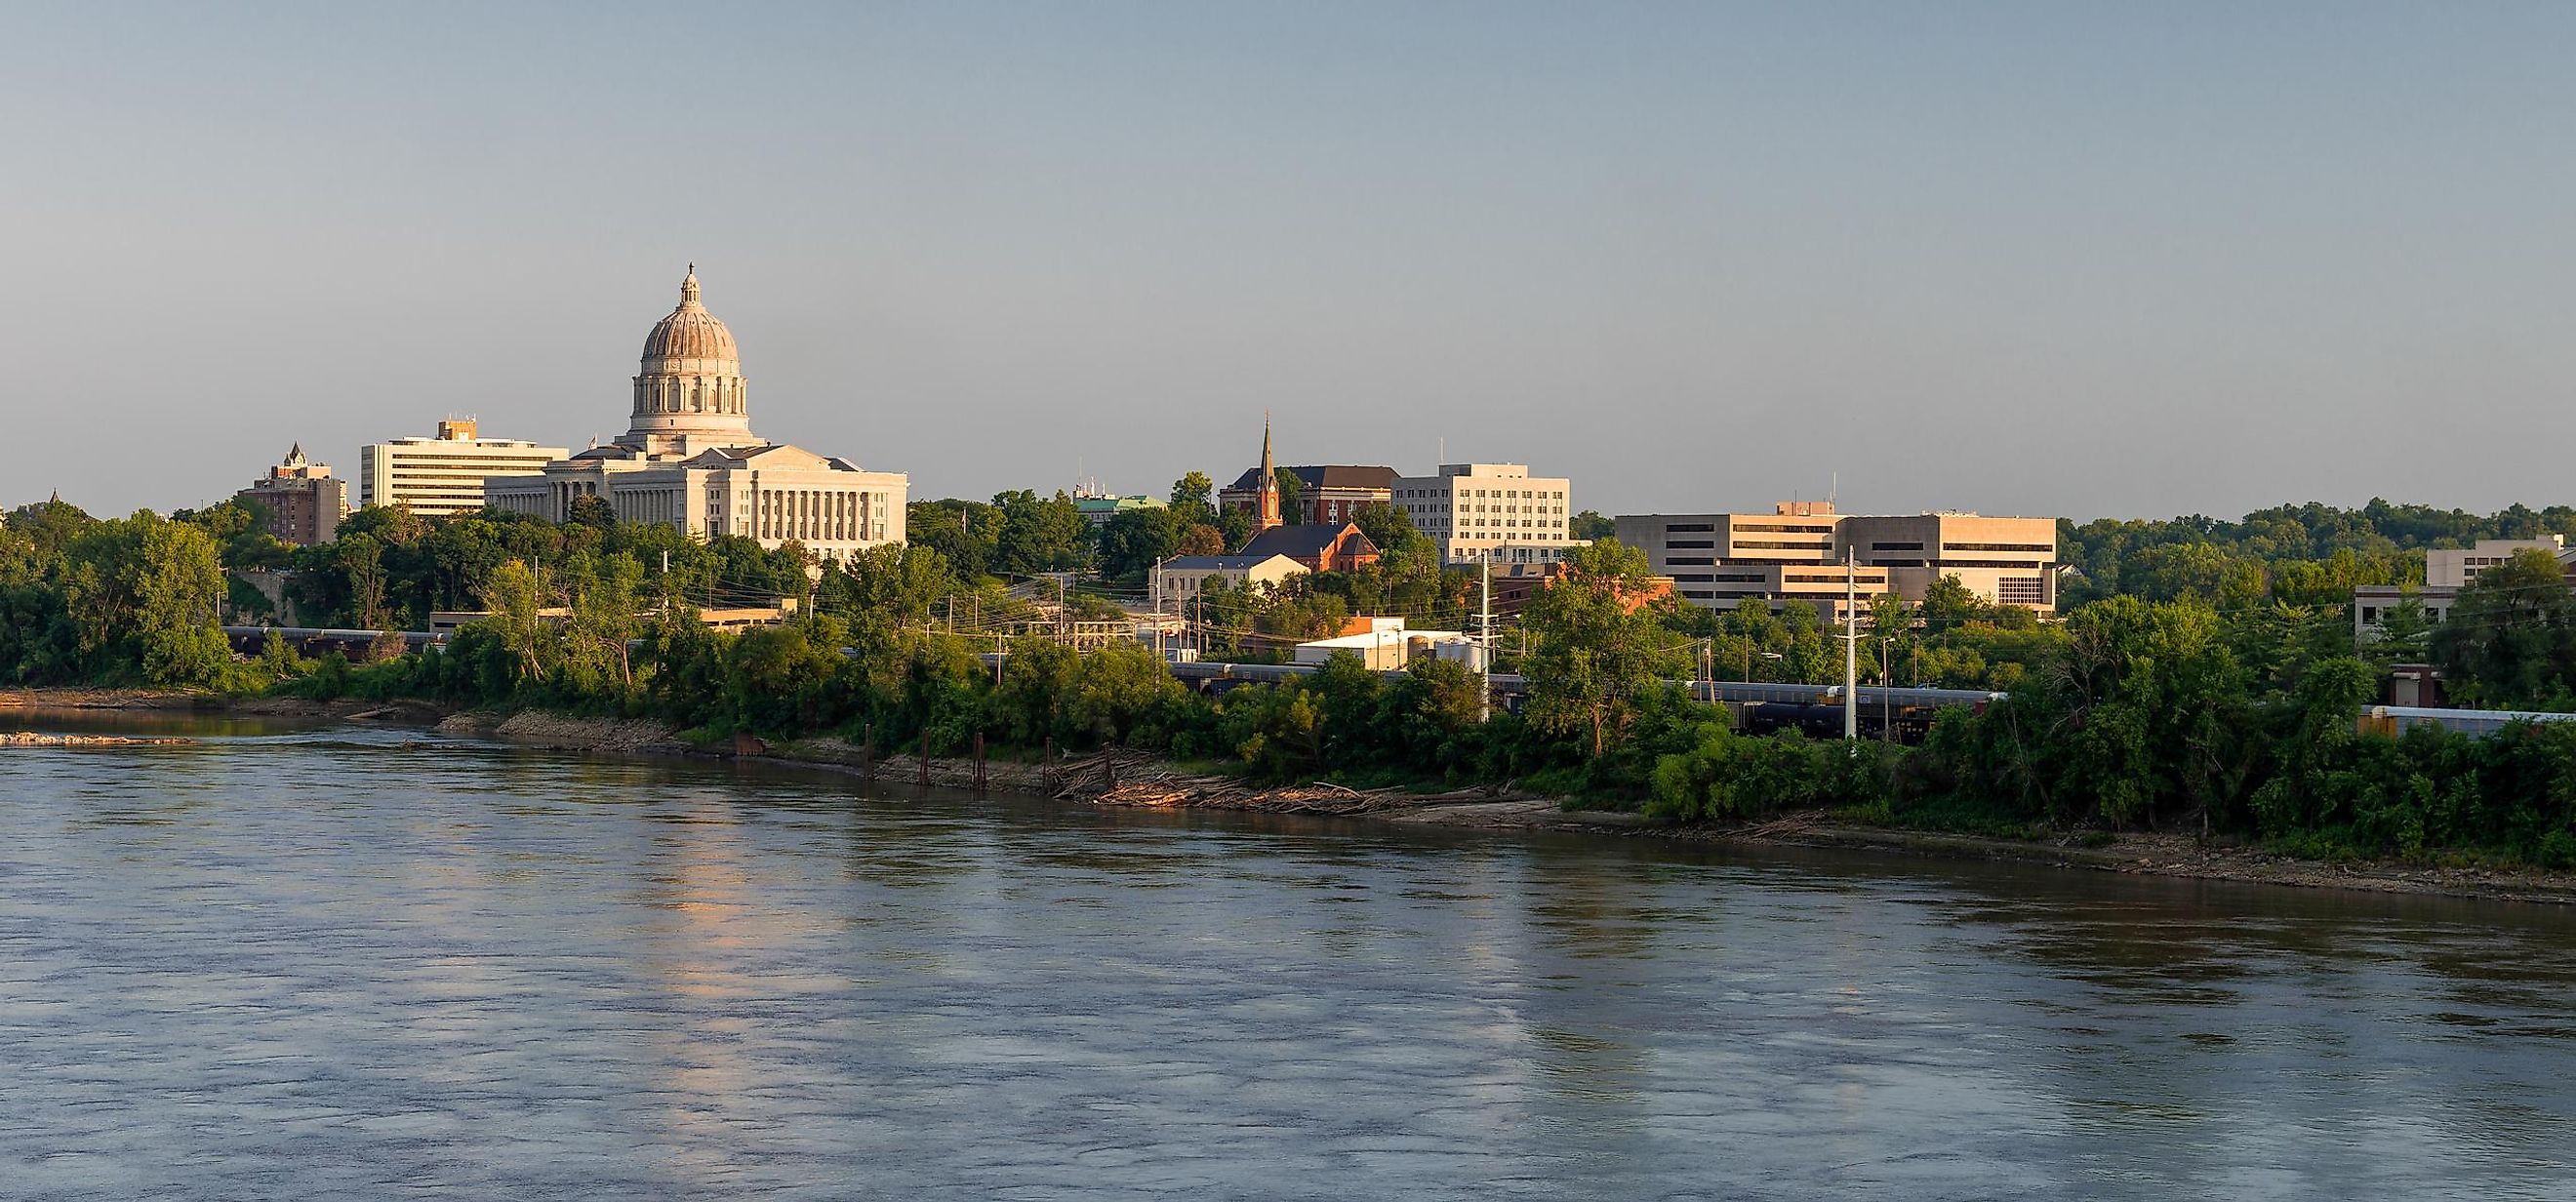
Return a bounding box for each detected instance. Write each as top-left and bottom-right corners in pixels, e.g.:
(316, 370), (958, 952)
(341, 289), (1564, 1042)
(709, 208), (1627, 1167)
(1257, 414), (1282, 531)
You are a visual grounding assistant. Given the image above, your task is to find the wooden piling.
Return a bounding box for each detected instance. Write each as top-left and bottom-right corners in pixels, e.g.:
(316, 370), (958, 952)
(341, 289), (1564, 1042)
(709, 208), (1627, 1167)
(918, 730), (932, 786)
(973, 732), (986, 793)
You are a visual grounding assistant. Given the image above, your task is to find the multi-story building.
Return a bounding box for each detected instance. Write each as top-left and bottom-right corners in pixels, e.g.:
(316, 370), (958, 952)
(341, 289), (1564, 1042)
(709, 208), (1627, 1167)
(2355, 538), (2576, 639)
(485, 267), (908, 562)
(359, 420), (566, 519)
(1390, 462), (1580, 566)
(1617, 502), (2059, 618)
(236, 443), (345, 544)
(2427, 538), (2567, 587)
(1842, 510), (2060, 612)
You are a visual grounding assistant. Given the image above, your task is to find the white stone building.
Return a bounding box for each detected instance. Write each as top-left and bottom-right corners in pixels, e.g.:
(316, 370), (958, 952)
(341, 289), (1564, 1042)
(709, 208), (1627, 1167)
(487, 267), (907, 561)
(359, 420), (568, 518)
(1389, 462), (1580, 566)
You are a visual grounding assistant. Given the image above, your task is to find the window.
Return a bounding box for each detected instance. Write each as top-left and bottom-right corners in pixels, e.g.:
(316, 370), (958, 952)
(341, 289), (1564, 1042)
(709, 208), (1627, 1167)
(1667, 540), (1713, 549)
(1668, 556), (1713, 566)
(1665, 523), (1715, 534)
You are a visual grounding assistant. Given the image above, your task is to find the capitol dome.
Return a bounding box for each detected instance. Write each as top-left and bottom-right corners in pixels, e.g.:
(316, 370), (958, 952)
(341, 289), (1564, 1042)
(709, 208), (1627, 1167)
(623, 265), (753, 453)
(640, 266), (741, 368)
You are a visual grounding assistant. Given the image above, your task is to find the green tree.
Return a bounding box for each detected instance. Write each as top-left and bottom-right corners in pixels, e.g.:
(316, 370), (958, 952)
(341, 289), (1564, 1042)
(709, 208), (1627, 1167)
(1348, 501), (1432, 560)
(1168, 471), (1217, 527)
(1520, 539), (1682, 756)
(1918, 575), (1982, 634)
(564, 551), (645, 693)
(1092, 507), (1187, 582)
(1067, 643), (1185, 744)
(480, 558), (555, 683)
(2433, 547), (2576, 709)
(990, 490), (1088, 577)
(1271, 468), (1305, 525)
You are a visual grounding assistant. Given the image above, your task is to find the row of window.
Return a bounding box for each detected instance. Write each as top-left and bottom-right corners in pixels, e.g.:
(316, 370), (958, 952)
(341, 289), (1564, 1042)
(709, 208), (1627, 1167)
(1399, 487), (1567, 501)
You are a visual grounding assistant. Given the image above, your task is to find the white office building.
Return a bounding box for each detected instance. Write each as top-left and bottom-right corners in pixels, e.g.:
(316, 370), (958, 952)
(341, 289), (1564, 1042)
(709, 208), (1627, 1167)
(1389, 462), (1581, 566)
(358, 420), (567, 518)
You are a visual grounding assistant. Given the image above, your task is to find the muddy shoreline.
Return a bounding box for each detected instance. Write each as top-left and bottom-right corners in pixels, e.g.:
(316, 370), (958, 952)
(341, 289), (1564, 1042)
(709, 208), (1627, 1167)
(12, 688), (2576, 904)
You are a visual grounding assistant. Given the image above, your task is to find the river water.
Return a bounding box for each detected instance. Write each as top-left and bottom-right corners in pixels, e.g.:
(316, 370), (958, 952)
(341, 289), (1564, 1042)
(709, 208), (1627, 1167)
(3, 714), (2573, 1199)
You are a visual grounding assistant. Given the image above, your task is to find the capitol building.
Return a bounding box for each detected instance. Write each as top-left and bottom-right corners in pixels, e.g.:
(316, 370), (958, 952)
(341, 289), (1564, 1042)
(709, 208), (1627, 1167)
(487, 267), (907, 561)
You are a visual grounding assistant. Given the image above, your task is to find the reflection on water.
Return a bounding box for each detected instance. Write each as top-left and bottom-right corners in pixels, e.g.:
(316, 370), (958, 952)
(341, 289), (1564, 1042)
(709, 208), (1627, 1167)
(1, 716), (2572, 1199)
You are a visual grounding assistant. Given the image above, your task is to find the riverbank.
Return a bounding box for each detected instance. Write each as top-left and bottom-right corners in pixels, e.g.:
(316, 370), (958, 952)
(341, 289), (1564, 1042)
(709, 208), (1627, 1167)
(0, 687), (445, 724)
(448, 707), (2576, 906)
(14, 687), (2575, 904)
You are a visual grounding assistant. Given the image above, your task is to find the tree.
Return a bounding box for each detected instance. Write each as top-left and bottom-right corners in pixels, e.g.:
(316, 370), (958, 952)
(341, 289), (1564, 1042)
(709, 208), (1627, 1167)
(1348, 501), (1431, 560)
(564, 551), (645, 692)
(2433, 547), (2576, 709)
(130, 516), (231, 686)
(1519, 539), (1682, 756)
(480, 558), (554, 683)
(990, 490), (1087, 577)
(1271, 468), (1304, 525)
(1067, 643), (1185, 744)
(1168, 472), (1217, 527)
(1570, 510), (1615, 541)
(1177, 525), (1226, 556)
(1919, 575), (1982, 634)
(830, 542), (950, 637)
(907, 499), (1000, 582)
(1092, 507), (1187, 582)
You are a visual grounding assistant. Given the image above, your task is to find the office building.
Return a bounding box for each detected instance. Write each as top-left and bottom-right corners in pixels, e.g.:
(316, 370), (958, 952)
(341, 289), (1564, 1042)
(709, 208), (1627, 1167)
(1617, 502), (2059, 619)
(359, 420), (567, 519)
(1390, 462), (1580, 566)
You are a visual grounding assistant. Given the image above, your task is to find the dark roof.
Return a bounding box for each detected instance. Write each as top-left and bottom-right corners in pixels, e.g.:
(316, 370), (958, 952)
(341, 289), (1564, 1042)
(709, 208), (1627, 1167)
(1240, 522), (1379, 562)
(1222, 464), (1398, 493)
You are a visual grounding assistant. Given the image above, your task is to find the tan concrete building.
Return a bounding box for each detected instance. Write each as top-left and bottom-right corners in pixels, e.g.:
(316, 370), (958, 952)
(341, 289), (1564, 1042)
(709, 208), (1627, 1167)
(2426, 537), (2567, 588)
(485, 267), (907, 562)
(1391, 462), (1580, 566)
(236, 443), (345, 544)
(1617, 502), (2059, 618)
(359, 420), (567, 519)
(1841, 511), (2059, 612)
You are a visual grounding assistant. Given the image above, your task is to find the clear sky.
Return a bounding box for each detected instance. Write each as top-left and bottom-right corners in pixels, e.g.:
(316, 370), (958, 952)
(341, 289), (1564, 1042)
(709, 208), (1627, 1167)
(6, 2), (2570, 522)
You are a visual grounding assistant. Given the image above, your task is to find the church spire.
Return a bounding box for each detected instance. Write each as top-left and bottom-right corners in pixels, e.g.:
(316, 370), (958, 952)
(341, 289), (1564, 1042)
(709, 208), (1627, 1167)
(679, 263), (702, 307)
(1256, 413), (1282, 532)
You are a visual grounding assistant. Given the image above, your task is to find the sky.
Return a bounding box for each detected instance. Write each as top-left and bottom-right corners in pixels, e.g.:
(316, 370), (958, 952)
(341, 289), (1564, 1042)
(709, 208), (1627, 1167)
(4, 2), (2571, 523)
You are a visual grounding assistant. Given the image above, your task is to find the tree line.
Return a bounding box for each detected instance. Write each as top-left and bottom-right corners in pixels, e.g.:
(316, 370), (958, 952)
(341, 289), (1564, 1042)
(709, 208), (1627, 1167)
(7, 491), (2576, 868)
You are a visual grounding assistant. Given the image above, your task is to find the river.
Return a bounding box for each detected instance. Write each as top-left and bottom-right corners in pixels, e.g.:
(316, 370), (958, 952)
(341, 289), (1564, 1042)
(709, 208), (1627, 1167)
(3, 713), (2572, 1199)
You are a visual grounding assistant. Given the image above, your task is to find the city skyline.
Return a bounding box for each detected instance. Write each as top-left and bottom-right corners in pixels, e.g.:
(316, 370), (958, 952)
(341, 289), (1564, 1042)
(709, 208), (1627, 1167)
(8, 4), (2573, 521)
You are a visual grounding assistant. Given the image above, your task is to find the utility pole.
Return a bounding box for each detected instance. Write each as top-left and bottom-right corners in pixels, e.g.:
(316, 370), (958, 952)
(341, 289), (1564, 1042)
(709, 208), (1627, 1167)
(1151, 556), (1164, 661)
(1478, 550), (1493, 722)
(1880, 637), (1892, 741)
(1843, 549), (1858, 741)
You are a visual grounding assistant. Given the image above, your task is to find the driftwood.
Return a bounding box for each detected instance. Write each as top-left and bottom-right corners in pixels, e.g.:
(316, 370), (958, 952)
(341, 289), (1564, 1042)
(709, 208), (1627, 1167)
(0, 733), (192, 747)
